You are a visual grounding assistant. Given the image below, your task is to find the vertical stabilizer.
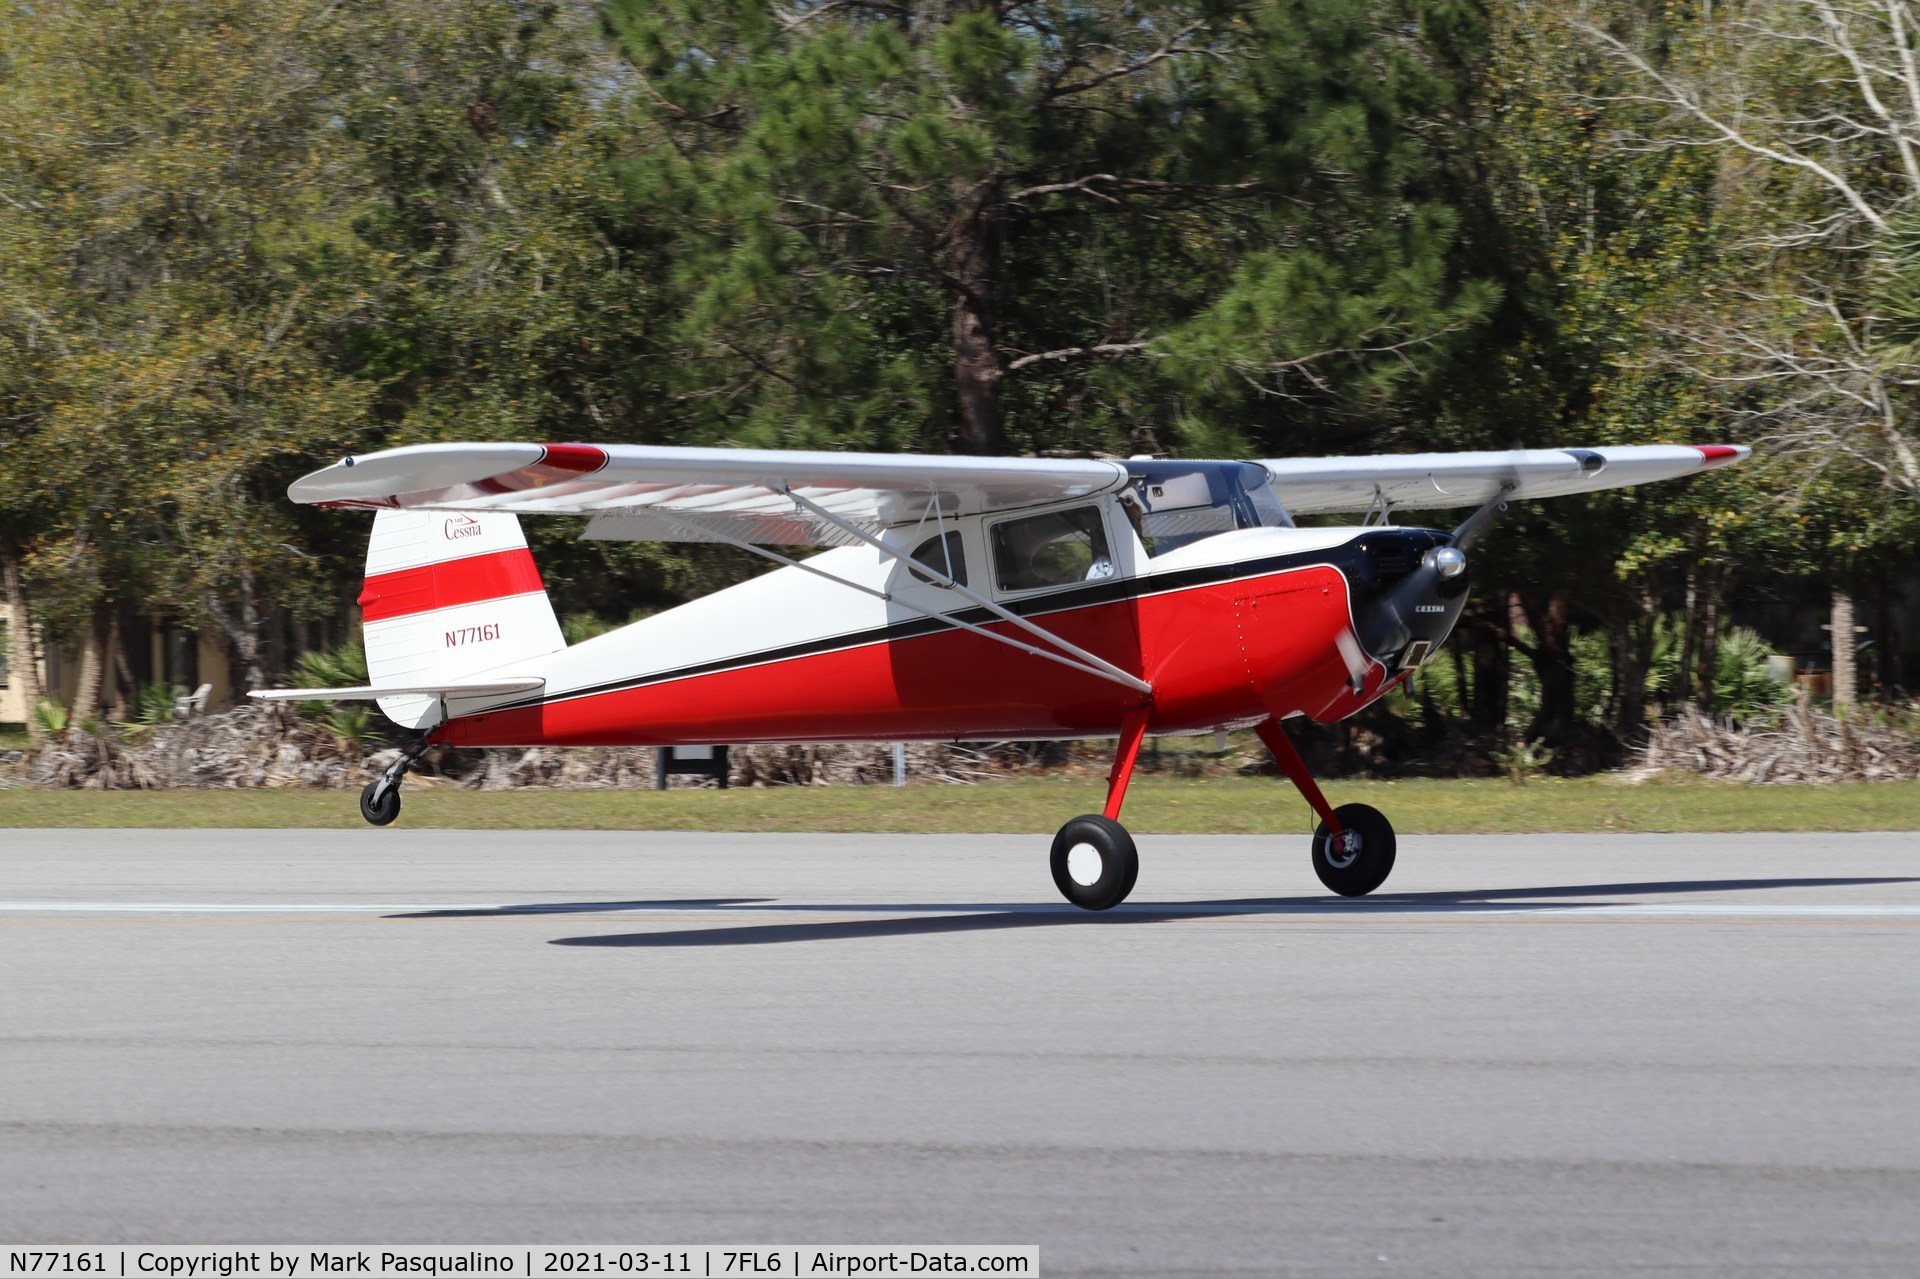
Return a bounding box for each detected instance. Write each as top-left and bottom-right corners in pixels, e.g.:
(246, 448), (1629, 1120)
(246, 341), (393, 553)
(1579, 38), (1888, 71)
(359, 510), (564, 728)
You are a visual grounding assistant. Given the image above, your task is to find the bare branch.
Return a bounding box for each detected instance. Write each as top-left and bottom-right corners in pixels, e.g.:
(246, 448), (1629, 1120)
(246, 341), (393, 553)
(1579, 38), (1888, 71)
(1007, 173), (1262, 203)
(1005, 341), (1152, 371)
(1811, 0), (1920, 192)
(1577, 19), (1895, 230)
(1042, 22), (1207, 101)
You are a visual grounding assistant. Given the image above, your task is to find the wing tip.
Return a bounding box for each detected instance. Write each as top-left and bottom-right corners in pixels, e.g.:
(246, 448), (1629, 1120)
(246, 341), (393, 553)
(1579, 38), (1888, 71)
(1692, 444), (1750, 470)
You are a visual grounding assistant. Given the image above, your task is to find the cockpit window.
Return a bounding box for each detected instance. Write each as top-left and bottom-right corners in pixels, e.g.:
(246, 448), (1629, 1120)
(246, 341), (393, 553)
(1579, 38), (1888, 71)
(992, 506), (1114, 591)
(1123, 460), (1293, 557)
(908, 530), (967, 588)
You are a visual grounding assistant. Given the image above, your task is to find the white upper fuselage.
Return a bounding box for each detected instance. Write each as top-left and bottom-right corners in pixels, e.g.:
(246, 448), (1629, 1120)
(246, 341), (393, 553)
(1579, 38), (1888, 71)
(547, 518), (1355, 701)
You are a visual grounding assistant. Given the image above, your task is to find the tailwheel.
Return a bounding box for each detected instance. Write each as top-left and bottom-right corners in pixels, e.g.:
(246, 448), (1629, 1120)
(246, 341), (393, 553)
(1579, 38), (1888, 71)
(1311, 802), (1395, 896)
(359, 779), (402, 827)
(1050, 814), (1139, 911)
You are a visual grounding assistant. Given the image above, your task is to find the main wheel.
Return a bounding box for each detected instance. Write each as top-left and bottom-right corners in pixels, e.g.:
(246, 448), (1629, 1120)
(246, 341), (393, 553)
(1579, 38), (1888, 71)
(1311, 802), (1395, 896)
(359, 780), (401, 827)
(1050, 814), (1139, 911)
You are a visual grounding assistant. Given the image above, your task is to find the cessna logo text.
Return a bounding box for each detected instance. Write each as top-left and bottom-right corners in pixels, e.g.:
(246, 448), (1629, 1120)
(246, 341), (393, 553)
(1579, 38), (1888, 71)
(1414, 604), (1446, 613)
(446, 624), (501, 648)
(443, 516), (483, 541)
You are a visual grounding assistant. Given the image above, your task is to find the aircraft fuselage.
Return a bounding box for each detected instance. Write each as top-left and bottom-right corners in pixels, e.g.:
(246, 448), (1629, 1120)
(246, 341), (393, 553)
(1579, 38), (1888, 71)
(433, 515), (1461, 748)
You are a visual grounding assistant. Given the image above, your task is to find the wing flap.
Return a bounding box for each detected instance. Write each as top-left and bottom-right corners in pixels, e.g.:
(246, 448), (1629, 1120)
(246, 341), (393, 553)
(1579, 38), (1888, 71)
(579, 506), (879, 548)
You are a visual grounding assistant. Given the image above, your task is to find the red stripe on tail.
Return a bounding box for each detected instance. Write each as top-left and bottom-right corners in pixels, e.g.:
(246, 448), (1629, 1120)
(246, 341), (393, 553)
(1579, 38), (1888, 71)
(359, 548), (545, 622)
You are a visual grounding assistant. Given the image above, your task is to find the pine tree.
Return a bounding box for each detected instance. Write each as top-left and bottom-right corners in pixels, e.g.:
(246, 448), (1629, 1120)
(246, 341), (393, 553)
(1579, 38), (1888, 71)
(604, 0), (1493, 457)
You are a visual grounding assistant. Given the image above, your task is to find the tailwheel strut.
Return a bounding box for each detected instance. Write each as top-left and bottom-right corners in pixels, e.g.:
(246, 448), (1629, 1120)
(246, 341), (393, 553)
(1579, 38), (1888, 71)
(1050, 706), (1150, 911)
(1255, 718), (1396, 896)
(359, 737), (434, 828)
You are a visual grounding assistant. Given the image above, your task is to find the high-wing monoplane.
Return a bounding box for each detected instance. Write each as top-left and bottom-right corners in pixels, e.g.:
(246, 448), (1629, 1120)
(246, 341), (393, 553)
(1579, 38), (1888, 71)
(254, 441), (1748, 909)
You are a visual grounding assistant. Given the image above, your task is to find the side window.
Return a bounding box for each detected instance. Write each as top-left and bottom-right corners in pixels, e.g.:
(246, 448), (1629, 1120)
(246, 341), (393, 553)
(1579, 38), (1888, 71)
(908, 530), (967, 588)
(992, 506), (1113, 592)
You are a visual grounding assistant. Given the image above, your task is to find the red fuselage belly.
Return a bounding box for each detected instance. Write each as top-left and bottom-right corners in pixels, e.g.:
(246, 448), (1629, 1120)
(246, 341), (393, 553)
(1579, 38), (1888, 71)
(437, 563), (1387, 748)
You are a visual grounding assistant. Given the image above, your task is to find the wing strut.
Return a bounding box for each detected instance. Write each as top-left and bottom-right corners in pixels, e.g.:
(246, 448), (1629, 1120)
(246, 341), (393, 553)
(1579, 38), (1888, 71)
(778, 489), (1154, 697)
(640, 499), (1153, 696)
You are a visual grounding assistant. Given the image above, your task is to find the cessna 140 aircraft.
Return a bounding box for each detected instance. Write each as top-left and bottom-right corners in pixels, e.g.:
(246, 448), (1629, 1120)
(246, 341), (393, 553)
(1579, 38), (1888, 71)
(255, 440), (1747, 910)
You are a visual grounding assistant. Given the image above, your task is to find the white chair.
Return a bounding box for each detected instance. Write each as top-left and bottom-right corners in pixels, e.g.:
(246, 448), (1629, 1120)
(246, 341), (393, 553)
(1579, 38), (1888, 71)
(173, 683), (212, 720)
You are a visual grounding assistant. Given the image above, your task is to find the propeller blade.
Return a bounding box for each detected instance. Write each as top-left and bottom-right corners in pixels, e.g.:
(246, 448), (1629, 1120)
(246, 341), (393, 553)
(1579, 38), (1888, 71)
(1356, 544), (1471, 664)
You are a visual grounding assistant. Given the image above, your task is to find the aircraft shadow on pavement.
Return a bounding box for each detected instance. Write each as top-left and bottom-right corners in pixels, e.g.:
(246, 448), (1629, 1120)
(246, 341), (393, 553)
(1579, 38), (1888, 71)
(537, 876), (1920, 949)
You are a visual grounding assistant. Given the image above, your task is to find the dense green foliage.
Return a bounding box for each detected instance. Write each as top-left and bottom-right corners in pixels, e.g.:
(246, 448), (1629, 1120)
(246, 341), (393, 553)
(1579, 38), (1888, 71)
(2, 0), (1914, 767)
(602, 0), (1493, 457)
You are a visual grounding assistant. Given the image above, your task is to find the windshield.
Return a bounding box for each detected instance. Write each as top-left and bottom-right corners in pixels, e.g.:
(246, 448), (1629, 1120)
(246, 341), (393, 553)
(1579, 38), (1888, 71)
(1122, 461), (1294, 557)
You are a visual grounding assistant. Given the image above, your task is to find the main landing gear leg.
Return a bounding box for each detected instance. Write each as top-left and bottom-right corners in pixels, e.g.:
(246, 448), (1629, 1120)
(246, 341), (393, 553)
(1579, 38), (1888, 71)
(1050, 706), (1151, 911)
(1254, 718), (1396, 897)
(360, 738), (433, 827)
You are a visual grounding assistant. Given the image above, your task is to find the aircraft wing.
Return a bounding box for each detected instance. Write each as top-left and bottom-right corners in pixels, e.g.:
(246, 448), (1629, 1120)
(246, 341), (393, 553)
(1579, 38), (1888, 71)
(287, 442), (1130, 546)
(1263, 445), (1749, 517)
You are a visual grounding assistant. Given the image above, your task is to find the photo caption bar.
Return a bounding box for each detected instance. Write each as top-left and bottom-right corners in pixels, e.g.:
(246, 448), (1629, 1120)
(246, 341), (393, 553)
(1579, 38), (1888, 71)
(0, 1249), (1037, 1279)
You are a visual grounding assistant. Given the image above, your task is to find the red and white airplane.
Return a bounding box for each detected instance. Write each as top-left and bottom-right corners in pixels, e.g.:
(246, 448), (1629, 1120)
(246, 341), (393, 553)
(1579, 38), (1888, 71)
(255, 441), (1748, 909)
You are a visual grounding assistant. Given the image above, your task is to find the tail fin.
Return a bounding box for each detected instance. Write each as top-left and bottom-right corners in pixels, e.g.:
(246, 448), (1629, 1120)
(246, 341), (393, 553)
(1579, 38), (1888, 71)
(358, 509), (565, 728)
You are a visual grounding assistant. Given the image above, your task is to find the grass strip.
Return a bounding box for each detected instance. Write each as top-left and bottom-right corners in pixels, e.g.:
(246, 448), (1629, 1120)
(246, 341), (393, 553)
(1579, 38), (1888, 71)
(0, 776), (1916, 832)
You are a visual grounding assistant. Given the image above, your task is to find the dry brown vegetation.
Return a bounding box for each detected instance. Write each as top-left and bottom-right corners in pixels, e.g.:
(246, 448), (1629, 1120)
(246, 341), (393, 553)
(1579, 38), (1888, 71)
(1639, 701), (1920, 784)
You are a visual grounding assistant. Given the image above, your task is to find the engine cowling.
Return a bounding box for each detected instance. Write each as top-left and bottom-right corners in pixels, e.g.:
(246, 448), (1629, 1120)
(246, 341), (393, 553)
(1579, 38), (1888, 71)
(1348, 530), (1470, 671)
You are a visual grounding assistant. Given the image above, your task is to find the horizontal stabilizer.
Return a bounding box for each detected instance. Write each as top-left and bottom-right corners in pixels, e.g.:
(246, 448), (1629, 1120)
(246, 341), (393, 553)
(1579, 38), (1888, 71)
(248, 678), (543, 703)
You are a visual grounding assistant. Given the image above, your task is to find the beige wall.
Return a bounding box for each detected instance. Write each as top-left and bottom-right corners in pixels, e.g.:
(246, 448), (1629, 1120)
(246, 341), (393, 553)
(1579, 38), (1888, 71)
(1, 605), (231, 723)
(144, 626), (232, 706)
(0, 610), (44, 723)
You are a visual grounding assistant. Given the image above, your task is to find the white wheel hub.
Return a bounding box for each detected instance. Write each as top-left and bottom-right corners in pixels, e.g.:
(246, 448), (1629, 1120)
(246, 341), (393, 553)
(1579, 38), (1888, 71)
(1325, 828), (1362, 869)
(1066, 843), (1105, 886)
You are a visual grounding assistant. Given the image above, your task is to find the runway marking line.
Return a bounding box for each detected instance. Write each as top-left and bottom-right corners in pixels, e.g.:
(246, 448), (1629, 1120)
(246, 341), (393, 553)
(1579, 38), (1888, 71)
(5, 901), (1920, 928)
(6, 899), (1920, 916)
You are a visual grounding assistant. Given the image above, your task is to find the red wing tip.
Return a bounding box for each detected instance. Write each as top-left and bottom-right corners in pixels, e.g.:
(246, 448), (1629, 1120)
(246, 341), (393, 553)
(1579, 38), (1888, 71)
(537, 443), (610, 474)
(1692, 444), (1748, 468)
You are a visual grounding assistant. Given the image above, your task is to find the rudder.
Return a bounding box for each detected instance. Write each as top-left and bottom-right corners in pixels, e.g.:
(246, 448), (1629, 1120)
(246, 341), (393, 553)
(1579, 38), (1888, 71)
(359, 509), (564, 728)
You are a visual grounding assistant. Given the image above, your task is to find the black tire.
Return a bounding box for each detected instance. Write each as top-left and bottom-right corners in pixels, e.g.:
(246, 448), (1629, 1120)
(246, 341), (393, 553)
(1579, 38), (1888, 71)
(1311, 802), (1395, 896)
(1050, 814), (1139, 911)
(359, 780), (401, 827)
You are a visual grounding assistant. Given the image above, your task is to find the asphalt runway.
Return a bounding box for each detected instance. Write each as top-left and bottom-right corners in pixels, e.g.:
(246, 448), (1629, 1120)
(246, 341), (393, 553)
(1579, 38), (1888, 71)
(2, 827), (1918, 1275)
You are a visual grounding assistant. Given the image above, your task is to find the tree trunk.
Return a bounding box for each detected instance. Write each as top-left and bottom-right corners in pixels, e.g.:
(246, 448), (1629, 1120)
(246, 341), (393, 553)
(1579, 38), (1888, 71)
(1832, 586), (1857, 707)
(1612, 583), (1657, 741)
(204, 573), (266, 693)
(1, 545), (47, 744)
(1693, 563), (1722, 712)
(1877, 563), (1900, 697)
(948, 183), (1006, 455)
(1523, 590), (1576, 746)
(1676, 563), (1697, 709)
(110, 614), (134, 721)
(1469, 609), (1508, 735)
(238, 573), (264, 691)
(71, 600), (113, 725)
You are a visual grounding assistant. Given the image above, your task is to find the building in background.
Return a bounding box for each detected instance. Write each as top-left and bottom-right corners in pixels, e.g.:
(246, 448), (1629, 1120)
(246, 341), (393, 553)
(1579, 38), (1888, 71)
(0, 603), (232, 724)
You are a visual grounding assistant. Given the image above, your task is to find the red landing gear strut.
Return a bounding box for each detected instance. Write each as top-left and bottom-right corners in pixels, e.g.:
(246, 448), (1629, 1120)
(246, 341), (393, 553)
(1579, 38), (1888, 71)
(1104, 705), (1152, 820)
(1253, 718), (1343, 836)
(1255, 717), (1398, 897)
(1050, 705), (1152, 912)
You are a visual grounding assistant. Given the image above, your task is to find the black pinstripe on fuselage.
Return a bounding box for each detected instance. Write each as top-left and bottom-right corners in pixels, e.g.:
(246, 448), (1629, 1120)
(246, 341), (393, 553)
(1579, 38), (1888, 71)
(479, 529), (1449, 715)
